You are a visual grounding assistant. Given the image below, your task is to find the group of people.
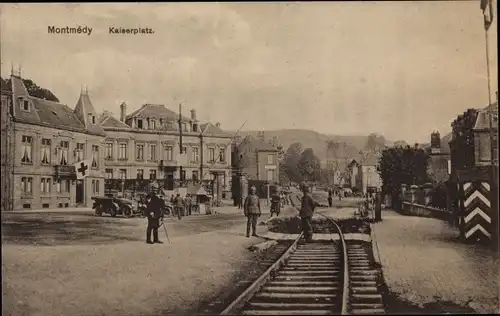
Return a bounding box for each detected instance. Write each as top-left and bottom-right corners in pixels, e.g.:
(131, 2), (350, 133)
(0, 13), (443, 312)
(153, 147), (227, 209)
(242, 184), (317, 242)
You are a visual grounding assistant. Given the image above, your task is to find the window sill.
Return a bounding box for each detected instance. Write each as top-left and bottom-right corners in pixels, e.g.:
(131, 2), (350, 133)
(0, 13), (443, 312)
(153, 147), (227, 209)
(41, 163), (51, 166)
(117, 158), (128, 161)
(21, 162), (34, 165)
(105, 157), (114, 161)
(136, 159), (145, 162)
(21, 195), (34, 199)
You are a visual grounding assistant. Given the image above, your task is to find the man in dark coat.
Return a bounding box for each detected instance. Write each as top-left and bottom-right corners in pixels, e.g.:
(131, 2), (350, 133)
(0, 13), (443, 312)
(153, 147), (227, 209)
(270, 191), (281, 218)
(145, 191), (164, 244)
(244, 186), (261, 237)
(328, 188), (333, 207)
(300, 184), (317, 243)
(174, 193), (184, 220)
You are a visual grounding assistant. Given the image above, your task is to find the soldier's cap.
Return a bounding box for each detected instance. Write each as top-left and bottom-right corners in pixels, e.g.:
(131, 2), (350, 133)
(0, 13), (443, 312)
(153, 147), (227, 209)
(250, 186), (256, 191)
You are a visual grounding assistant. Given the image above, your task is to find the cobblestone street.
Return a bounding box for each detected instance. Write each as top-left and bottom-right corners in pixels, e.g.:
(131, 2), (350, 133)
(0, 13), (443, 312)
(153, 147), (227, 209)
(374, 210), (500, 314)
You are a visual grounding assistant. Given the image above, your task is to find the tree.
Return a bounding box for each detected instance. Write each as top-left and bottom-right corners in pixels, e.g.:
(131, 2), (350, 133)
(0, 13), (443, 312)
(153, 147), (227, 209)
(281, 142), (304, 183)
(297, 148), (321, 182)
(377, 145), (431, 207)
(0, 77), (59, 102)
(365, 133), (386, 152)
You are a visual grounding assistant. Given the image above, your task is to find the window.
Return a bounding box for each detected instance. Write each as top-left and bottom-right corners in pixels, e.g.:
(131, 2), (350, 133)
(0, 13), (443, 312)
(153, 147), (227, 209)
(166, 121), (174, 130)
(193, 124), (198, 132)
(182, 146), (187, 155)
(149, 170), (156, 180)
(76, 143), (84, 162)
(21, 136), (33, 163)
(92, 180), (95, 194)
(150, 120), (156, 129)
(165, 146), (173, 161)
(119, 169), (127, 180)
(95, 180), (100, 194)
(192, 147), (199, 162)
(136, 144), (144, 160)
(181, 123), (187, 132)
(219, 148), (226, 162)
(59, 141), (69, 165)
(137, 169), (144, 179)
(181, 170), (186, 181)
(40, 177), (51, 194)
(41, 139), (51, 164)
(192, 170), (198, 182)
(478, 133), (492, 162)
(105, 143), (113, 159)
(267, 154), (274, 165)
(55, 179), (70, 193)
(267, 169), (274, 181)
(150, 144), (157, 160)
(21, 177), (33, 194)
(208, 148), (215, 162)
(119, 143), (127, 160)
(22, 99), (30, 111)
(92, 116), (96, 124)
(91, 145), (99, 168)
(105, 168), (113, 179)
(137, 119), (143, 129)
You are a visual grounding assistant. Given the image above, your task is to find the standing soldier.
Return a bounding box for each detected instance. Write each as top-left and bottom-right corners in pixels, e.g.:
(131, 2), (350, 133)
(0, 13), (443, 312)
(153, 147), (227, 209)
(244, 186), (261, 237)
(184, 194), (192, 216)
(145, 191), (164, 244)
(270, 191), (281, 218)
(300, 183), (317, 243)
(174, 193), (184, 220)
(328, 188), (333, 207)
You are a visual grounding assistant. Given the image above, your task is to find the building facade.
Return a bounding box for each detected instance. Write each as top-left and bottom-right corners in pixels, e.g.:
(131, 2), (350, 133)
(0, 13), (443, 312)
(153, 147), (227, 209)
(3, 74), (106, 210)
(1, 90), (14, 212)
(101, 103), (233, 200)
(231, 134), (280, 201)
(426, 131), (451, 183)
(354, 154), (382, 194)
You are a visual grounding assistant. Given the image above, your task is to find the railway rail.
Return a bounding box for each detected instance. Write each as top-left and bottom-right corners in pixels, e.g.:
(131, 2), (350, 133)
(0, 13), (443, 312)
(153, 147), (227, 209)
(220, 211), (385, 315)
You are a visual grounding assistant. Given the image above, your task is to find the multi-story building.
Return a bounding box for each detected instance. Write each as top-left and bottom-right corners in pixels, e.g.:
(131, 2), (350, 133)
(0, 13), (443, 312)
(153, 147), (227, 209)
(425, 131), (451, 183)
(101, 103), (233, 200)
(354, 153), (382, 194)
(1, 89), (14, 212)
(2, 74), (106, 210)
(231, 133), (280, 201)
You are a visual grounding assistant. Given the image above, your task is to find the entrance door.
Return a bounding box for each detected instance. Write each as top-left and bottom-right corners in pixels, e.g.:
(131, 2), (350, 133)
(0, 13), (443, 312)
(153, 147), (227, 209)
(76, 180), (84, 204)
(166, 173), (174, 191)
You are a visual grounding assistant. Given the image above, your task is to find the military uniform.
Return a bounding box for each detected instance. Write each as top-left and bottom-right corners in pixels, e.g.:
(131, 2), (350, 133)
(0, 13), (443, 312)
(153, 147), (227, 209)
(244, 193), (261, 237)
(300, 192), (316, 242)
(270, 193), (281, 217)
(145, 193), (164, 244)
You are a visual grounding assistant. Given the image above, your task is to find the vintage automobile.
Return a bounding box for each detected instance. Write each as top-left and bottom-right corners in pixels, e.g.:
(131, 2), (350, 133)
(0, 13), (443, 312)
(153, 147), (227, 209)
(91, 196), (139, 218)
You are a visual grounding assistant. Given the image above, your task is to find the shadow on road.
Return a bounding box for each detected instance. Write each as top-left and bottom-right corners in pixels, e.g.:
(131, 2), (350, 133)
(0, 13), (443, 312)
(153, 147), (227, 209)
(1, 213), (143, 246)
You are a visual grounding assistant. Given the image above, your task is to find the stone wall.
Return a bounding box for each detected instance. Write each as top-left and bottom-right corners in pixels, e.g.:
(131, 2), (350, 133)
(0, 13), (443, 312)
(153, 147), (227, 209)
(400, 202), (451, 221)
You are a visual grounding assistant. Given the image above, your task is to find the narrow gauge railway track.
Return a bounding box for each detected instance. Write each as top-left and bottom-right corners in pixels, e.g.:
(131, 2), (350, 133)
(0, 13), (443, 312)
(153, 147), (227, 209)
(220, 212), (385, 315)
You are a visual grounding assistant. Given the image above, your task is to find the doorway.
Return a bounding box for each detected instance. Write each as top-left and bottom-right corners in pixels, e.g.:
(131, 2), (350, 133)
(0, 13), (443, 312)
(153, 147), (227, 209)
(76, 180), (84, 204)
(166, 173), (174, 190)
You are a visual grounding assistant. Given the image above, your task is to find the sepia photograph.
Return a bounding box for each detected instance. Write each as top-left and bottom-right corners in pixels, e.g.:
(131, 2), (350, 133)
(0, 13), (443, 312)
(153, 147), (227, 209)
(1, 2), (498, 315)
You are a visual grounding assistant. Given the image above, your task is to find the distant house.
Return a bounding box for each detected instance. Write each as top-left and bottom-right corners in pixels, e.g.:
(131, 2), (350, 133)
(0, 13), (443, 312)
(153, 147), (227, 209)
(231, 133), (280, 200)
(425, 131), (451, 183)
(354, 153), (382, 194)
(346, 159), (360, 189)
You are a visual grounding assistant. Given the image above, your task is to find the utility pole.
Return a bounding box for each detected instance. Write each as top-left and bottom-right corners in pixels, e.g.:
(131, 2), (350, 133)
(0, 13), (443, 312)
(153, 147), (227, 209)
(178, 103), (184, 189)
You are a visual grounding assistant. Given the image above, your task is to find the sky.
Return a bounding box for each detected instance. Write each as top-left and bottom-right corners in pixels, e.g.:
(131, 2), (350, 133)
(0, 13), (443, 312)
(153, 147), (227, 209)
(0, 2), (497, 143)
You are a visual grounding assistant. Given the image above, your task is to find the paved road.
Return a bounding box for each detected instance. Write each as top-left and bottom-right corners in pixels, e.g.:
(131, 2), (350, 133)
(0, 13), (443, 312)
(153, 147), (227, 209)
(1, 207), (250, 246)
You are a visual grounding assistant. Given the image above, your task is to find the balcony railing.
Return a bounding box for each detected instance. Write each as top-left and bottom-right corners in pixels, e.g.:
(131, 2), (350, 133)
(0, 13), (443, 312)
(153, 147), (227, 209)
(54, 165), (76, 178)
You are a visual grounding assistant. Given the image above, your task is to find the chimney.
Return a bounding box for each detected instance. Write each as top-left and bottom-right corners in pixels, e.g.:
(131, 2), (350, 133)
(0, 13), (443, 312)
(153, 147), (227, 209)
(190, 109), (197, 120)
(120, 102), (127, 122)
(258, 131), (265, 142)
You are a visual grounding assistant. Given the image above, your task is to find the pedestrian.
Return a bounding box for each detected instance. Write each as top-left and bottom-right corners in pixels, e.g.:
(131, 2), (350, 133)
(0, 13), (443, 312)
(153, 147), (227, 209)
(328, 188), (333, 207)
(300, 183), (317, 243)
(270, 191), (281, 218)
(174, 193), (184, 220)
(145, 190), (164, 244)
(244, 186), (261, 237)
(185, 194), (192, 216)
(338, 188), (343, 201)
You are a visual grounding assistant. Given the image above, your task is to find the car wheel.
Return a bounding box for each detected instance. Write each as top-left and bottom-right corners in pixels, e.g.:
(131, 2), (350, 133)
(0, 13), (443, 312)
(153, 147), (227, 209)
(122, 206), (132, 218)
(95, 206), (103, 216)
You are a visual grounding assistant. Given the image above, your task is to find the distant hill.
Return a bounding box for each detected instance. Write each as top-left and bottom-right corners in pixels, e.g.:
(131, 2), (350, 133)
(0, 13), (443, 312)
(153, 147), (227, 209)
(235, 129), (392, 162)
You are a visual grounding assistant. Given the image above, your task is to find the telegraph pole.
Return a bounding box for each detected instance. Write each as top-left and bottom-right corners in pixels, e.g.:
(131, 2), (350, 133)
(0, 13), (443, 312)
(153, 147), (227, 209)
(178, 103), (184, 188)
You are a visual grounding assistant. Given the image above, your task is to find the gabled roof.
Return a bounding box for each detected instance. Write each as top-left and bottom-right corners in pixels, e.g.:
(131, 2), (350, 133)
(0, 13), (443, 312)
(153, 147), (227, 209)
(474, 102), (498, 131)
(239, 135), (279, 152)
(100, 114), (131, 129)
(200, 122), (230, 136)
(363, 153), (379, 166)
(126, 103), (191, 121)
(9, 75), (105, 136)
(73, 91), (106, 135)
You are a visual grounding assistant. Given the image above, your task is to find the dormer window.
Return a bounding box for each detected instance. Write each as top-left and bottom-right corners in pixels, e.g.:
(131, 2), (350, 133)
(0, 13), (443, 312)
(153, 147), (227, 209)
(150, 120), (156, 129)
(193, 123), (198, 132)
(20, 98), (30, 112)
(92, 116), (96, 124)
(137, 119), (143, 129)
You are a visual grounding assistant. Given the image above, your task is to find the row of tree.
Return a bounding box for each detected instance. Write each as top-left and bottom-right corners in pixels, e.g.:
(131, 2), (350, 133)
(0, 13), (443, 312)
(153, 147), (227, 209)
(1, 76), (60, 102)
(279, 142), (322, 184)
